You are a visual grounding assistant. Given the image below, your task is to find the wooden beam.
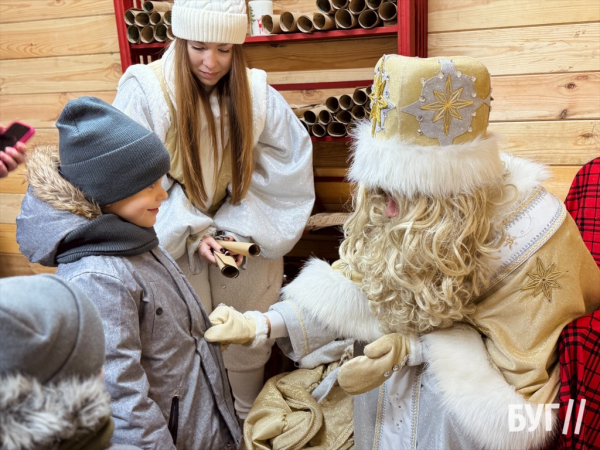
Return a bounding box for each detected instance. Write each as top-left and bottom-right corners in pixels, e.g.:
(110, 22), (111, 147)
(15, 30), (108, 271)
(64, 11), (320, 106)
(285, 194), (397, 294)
(0, 15), (119, 60)
(0, 0), (114, 24)
(267, 67), (373, 86)
(429, 0), (600, 33)
(0, 193), (24, 224)
(428, 22), (600, 76)
(0, 53), (122, 95)
(0, 91), (116, 129)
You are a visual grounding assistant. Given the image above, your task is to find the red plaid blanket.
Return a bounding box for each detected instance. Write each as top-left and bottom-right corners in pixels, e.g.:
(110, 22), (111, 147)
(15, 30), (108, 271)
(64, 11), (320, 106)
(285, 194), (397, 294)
(565, 157), (600, 268)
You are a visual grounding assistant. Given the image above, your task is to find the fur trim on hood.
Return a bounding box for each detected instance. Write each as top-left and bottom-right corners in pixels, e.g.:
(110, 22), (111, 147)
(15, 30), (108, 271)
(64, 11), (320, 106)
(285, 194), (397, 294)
(0, 373), (111, 450)
(26, 145), (101, 220)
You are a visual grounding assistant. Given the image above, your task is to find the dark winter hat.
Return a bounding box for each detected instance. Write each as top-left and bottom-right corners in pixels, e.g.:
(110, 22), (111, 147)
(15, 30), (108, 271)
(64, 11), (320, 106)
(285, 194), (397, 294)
(0, 274), (105, 384)
(57, 96), (170, 205)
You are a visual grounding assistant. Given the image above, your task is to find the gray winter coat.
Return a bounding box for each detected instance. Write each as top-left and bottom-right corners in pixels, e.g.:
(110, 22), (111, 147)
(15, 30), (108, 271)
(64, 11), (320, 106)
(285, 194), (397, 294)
(16, 146), (242, 450)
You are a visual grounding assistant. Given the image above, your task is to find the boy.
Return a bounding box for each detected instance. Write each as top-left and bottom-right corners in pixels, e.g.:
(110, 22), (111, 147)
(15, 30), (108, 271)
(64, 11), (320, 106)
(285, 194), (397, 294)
(16, 97), (242, 450)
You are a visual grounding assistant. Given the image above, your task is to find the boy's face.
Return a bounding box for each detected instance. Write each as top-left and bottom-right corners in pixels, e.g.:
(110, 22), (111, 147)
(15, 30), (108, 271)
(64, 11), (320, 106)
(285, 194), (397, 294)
(102, 177), (168, 228)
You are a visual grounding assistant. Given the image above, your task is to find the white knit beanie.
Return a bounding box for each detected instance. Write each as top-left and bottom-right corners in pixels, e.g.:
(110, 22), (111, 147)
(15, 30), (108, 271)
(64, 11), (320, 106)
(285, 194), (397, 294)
(172, 0), (247, 44)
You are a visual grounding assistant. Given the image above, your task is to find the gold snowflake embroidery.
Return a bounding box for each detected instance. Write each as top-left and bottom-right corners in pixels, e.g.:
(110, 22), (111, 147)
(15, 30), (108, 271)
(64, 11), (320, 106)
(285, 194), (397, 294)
(420, 75), (473, 135)
(369, 66), (389, 136)
(521, 257), (565, 302)
(504, 235), (517, 250)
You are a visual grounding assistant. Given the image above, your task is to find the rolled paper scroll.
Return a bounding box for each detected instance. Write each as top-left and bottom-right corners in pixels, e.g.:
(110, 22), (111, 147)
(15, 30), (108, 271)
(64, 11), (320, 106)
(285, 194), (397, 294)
(166, 26), (175, 40)
(313, 12), (335, 30)
(297, 14), (315, 33)
(334, 109), (353, 124)
(312, 123), (327, 138)
(262, 14), (281, 34)
(366, 0), (383, 9)
(124, 8), (143, 25)
(335, 9), (357, 29)
(140, 25), (155, 43)
(216, 240), (262, 258)
(134, 12), (150, 27)
(325, 96), (340, 113)
(143, 1), (173, 13)
(352, 88), (369, 106)
(214, 252), (240, 279)
(291, 105), (317, 118)
(303, 108), (319, 125)
(339, 94), (355, 110)
(164, 10), (172, 25)
(154, 24), (168, 42)
(358, 9), (381, 28)
(249, 1), (273, 36)
(349, 0), (367, 15)
(379, 1), (397, 21)
(316, 0), (334, 15)
(150, 11), (165, 26)
(331, 0), (349, 10)
(310, 106), (332, 125)
(280, 12), (303, 33)
(327, 122), (347, 137)
(127, 25), (141, 44)
(351, 105), (366, 120)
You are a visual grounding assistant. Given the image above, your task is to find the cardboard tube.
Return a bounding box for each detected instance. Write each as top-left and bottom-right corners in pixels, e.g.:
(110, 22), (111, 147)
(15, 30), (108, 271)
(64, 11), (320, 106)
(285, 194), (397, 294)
(358, 9), (381, 28)
(134, 12), (150, 27)
(140, 25), (155, 43)
(150, 11), (164, 25)
(291, 105), (316, 118)
(262, 14), (281, 34)
(327, 122), (347, 137)
(297, 14), (315, 33)
(312, 123), (327, 138)
(349, 0), (366, 15)
(379, 1), (397, 21)
(325, 96), (340, 113)
(164, 10), (172, 25)
(214, 252), (240, 279)
(309, 106), (332, 125)
(366, 0), (383, 9)
(335, 109), (353, 124)
(353, 88), (369, 105)
(383, 19), (398, 27)
(299, 119), (310, 132)
(124, 8), (143, 25)
(366, 84), (372, 96)
(346, 122), (357, 134)
(249, 1), (273, 36)
(216, 240), (261, 258)
(335, 9), (358, 29)
(127, 25), (141, 44)
(316, 0), (334, 14)
(280, 12), (303, 33)
(313, 12), (335, 30)
(331, 0), (349, 10)
(154, 24), (168, 42)
(303, 109), (318, 125)
(143, 1), (173, 13)
(339, 94), (355, 110)
(351, 105), (366, 120)
(166, 26), (175, 40)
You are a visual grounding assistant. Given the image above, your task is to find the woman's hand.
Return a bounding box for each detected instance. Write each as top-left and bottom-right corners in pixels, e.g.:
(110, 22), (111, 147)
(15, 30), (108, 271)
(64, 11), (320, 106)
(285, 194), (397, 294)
(198, 234), (243, 266)
(0, 141), (27, 178)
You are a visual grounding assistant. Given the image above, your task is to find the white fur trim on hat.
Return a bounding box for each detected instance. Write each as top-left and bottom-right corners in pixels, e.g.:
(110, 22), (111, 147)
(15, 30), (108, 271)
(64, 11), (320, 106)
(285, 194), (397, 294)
(348, 121), (505, 198)
(172, 0), (247, 44)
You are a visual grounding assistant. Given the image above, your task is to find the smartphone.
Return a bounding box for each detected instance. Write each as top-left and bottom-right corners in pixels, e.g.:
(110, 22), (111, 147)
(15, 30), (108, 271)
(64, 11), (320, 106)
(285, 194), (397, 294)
(0, 121), (35, 151)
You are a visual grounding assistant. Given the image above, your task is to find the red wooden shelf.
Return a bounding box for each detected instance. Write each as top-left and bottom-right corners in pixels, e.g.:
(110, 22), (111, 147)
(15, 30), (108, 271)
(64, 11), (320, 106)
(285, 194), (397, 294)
(245, 25), (398, 44)
(311, 136), (351, 143)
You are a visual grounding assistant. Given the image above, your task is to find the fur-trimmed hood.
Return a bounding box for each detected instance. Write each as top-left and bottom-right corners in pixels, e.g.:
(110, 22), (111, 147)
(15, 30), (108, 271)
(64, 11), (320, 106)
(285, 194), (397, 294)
(0, 373), (112, 450)
(16, 145), (100, 267)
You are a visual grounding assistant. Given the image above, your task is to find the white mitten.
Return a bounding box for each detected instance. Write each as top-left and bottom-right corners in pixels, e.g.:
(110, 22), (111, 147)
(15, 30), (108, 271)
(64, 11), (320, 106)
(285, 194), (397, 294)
(337, 333), (410, 395)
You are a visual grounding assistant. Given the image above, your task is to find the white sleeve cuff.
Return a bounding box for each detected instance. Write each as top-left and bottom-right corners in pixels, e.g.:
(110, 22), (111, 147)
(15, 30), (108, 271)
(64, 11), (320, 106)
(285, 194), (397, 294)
(243, 310), (271, 348)
(263, 310), (289, 339)
(408, 334), (425, 366)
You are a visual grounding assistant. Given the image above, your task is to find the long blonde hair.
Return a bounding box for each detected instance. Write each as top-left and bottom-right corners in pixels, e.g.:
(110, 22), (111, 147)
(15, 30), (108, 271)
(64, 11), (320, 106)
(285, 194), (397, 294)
(339, 184), (505, 334)
(173, 39), (254, 209)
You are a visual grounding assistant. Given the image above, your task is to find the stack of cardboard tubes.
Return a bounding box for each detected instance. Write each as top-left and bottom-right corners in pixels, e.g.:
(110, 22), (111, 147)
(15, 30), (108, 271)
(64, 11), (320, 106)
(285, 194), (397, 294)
(124, 1), (174, 44)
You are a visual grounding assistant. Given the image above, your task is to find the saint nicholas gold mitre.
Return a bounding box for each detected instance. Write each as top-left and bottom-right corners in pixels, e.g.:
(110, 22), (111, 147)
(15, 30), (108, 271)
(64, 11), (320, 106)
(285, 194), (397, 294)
(349, 55), (505, 199)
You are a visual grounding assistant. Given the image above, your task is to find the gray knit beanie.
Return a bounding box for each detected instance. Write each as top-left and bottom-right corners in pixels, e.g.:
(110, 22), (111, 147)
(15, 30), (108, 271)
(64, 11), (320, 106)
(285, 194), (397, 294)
(0, 274), (105, 384)
(57, 96), (170, 206)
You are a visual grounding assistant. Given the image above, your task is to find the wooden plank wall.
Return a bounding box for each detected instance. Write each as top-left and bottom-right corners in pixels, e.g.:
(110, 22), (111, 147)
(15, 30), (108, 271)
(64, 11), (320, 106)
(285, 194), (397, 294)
(0, 0), (598, 276)
(0, 0), (121, 276)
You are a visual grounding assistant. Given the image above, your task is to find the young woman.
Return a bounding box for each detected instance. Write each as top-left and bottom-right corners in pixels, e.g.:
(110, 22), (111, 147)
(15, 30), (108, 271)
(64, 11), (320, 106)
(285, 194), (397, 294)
(112, 0), (315, 420)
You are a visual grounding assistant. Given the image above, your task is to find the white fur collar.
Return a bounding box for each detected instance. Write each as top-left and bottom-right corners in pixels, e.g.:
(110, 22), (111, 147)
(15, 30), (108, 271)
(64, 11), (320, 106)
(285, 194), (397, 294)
(0, 373), (111, 450)
(281, 258), (383, 343)
(422, 325), (557, 449)
(349, 121), (506, 198)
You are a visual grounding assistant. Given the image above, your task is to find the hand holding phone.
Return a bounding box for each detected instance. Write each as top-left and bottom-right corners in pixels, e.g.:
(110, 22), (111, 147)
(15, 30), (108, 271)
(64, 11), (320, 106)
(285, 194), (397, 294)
(0, 122), (34, 178)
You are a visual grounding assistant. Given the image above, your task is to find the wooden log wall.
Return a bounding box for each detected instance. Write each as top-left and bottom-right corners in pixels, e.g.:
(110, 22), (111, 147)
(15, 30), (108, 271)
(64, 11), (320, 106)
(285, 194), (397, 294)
(0, 0), (598, 275)
(0, 0), (121, 276)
